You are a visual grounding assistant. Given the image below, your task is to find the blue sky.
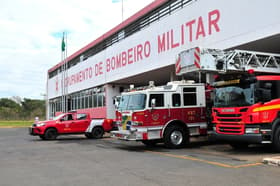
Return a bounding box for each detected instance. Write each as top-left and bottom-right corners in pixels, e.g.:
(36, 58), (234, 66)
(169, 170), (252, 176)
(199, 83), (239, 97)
(0, 0), (153, 99)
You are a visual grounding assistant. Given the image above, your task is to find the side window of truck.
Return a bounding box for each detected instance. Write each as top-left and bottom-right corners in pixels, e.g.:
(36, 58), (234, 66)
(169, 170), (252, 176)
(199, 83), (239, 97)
(62, 114), (73, 121)
(183, 87), (197, 106)
(77, 114), (87, 120)
(172, 93), (181, 107)
(149, 94), (164, 107)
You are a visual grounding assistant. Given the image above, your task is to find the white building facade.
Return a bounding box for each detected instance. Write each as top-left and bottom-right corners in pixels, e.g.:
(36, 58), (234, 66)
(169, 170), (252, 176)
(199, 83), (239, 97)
(47, 0), (280, 119)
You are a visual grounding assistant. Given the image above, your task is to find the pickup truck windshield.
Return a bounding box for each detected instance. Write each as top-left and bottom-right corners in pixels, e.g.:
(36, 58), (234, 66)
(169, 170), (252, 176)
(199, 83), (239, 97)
(214, 84), (255, 107)
(118, 94), (146, 111)
(52, 113), (65, 120)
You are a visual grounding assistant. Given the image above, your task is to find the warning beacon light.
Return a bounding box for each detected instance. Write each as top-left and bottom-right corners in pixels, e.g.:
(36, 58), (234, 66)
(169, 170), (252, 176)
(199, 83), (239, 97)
(248, 69), (255, 74)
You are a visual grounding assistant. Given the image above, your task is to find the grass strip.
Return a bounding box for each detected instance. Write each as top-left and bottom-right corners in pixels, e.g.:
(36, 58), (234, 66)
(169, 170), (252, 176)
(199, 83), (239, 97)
(0, 120), (33, 127)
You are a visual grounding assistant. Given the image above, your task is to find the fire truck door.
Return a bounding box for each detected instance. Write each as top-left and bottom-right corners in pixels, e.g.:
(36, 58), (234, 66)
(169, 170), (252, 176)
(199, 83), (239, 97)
(182, 86), (205, 124)
(146, 93), (168, 125)
(169, 93), (183, 119)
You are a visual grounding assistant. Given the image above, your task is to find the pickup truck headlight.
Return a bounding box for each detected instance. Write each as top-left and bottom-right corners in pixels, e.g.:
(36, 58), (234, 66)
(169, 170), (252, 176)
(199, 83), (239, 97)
(36, 123), (45, 127)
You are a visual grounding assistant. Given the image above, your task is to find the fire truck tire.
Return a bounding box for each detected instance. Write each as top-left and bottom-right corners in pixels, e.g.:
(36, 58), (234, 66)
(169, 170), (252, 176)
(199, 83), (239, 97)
(229, 143), (248, 149)
(44, 128), (58, 140)
(164, 125), (188, 149)
(91, 127), (104, 139)
(273, 126), (280, 152)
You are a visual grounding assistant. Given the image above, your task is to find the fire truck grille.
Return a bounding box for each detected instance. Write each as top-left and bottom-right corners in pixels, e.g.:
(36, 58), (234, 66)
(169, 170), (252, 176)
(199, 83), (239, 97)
(218, 125), (243, 134)
(217, 114), (241, 117)
(218, 118), (242, 122)
(216, 113), (244, 134)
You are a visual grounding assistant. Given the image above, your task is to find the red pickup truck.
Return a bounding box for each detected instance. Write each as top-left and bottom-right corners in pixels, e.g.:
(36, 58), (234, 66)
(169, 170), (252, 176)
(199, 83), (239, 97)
(29, 111), (115, 140)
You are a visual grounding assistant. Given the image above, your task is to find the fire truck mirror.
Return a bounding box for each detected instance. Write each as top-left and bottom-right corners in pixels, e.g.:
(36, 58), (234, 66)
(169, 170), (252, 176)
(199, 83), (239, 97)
(151, 98), (156, 109)
(257, 82), (272, 103)
(113, 96), (120, 109)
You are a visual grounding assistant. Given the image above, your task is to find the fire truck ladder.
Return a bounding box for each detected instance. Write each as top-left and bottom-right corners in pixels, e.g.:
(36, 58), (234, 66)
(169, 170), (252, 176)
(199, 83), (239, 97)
(211, 49), (280, 73)
(177, 48), (280, 75)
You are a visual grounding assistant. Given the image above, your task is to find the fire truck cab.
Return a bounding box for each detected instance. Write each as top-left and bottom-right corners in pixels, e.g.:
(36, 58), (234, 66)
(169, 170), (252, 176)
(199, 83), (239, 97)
(211, 75), (280, 150)
(111, 81), (208, 148)
(176, 47), (280, 151)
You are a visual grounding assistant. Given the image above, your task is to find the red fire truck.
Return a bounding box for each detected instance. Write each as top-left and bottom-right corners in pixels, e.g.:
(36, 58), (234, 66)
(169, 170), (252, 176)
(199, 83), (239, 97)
(176, 47), (280, 151)
(111, 81), (209, 148)
(211, 74), (280, 151)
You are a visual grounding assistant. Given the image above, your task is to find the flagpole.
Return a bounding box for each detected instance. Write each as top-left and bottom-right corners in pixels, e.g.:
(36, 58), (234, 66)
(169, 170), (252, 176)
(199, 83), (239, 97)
(61, 32), (64, 113)
(61, 32), (66, 113)
(121, 0), (123, 22)
(65, 32), (68, 112)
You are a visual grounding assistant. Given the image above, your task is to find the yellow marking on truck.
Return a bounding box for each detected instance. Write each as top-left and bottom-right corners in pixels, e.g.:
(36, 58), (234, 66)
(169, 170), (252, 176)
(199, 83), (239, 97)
(253, 104), (280, 112)
(145, 150), (262, 169)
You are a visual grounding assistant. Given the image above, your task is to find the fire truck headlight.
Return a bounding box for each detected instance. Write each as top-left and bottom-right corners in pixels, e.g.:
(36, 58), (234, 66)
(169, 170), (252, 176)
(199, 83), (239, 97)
(131, 121), (143, 126)
(245, 128), (260, 134)
(213, 127), (216, 132)
(130, 127), (137, 132)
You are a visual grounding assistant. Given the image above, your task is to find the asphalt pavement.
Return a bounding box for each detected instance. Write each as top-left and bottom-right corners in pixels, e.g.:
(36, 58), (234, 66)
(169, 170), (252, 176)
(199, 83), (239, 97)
(0, 128), (280, 186)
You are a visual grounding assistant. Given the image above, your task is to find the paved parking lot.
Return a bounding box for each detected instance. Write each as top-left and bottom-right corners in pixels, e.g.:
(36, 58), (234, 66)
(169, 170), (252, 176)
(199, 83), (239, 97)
(0, 128), (280, 186)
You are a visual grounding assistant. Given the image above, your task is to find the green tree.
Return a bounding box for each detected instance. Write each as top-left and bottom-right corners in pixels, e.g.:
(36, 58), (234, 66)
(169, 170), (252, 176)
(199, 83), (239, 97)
(0, 98), (21, 120)
(21, 98), (46, 120)
(0, 98), (45, 120)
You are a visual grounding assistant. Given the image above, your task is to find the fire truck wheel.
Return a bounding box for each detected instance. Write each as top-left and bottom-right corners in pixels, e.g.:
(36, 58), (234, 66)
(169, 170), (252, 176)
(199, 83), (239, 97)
(91, 127), (104, 139)
(229, 143), (248, 149)
(273, 126), (280, 152)
(44, 128), (58, 140)
(164, 125), (188, 149)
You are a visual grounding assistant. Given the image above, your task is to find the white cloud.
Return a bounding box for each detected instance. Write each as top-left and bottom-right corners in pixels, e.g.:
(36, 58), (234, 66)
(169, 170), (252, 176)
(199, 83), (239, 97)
(0, 0), (153, 99)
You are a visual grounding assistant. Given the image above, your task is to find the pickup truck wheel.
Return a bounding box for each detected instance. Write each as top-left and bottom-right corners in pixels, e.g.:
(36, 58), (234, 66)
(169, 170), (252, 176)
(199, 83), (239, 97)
(164, 125), (188, 149)
(273, 126), (280, 152)
(39, 135), (46, 140)
(44, 128), (58, 140)
(85, 133), (93, 139)
(92, 127), (104, 139)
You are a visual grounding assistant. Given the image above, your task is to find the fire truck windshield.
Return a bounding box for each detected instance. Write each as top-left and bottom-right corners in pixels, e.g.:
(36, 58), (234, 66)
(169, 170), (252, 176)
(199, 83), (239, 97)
(214, 84), (255, 107)
(118, 94), (146, 111)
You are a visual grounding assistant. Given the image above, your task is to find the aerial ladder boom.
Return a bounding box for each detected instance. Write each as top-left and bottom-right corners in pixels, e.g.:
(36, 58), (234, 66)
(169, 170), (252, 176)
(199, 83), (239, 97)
(176, 47), (280, 75)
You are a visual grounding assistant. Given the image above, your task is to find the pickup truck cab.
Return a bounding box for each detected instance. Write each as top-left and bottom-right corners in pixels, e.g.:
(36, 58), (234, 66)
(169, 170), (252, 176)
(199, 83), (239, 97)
(29, 111), (115, 140)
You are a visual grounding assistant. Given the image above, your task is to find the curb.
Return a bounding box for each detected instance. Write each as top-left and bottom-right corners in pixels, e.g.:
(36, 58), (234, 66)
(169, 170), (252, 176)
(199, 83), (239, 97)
(263, 157), (280, 167)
